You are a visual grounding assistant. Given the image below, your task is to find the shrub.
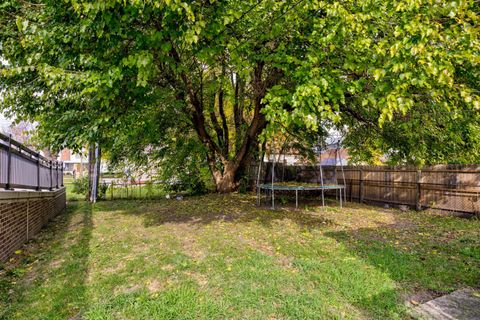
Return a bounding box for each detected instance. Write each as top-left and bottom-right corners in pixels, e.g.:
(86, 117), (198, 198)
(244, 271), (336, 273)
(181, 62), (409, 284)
(238, 176), (249, 194)
(97, 182), (108, 200)
(72, 176), (89, 200)
(71, 176), (108, 200)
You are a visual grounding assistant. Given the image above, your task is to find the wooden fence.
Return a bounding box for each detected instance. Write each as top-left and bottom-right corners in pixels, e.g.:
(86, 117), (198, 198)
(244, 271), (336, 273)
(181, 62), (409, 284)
(248, 164), (480, 214)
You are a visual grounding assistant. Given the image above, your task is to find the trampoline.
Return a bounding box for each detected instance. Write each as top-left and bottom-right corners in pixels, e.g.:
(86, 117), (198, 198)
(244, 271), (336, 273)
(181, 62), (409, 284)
(257, 183), (346, 209)
(256, 136), (347, 210)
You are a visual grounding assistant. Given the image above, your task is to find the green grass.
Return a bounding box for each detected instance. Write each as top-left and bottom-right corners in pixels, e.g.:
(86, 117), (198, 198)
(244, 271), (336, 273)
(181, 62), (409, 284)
(1, 194), (479, 319)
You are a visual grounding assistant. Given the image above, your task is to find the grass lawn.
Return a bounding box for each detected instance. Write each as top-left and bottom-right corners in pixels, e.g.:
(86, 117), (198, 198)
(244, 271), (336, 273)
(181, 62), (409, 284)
(1, 194), (479, 319)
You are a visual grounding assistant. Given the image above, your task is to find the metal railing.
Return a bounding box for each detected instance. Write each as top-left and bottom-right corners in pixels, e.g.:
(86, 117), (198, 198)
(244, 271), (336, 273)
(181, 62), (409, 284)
(0, 132), (63, 191)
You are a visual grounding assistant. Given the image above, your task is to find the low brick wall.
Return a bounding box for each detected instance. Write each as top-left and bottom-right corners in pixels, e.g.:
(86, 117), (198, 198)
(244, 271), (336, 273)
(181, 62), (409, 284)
(0, 188), (66, 263)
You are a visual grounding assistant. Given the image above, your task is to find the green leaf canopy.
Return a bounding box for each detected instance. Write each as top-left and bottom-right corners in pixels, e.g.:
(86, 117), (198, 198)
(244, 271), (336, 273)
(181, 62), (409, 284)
(1, 0), (479, 190)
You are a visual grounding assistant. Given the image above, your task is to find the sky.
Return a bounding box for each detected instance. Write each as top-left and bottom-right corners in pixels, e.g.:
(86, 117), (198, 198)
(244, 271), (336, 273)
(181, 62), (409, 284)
(0, 113), (12, 132)
(0, 57), (11, 132)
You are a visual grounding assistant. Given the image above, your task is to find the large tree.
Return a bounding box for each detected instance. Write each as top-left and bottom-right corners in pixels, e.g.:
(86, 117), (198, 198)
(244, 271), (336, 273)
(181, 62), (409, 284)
(1, 0), (479, 191)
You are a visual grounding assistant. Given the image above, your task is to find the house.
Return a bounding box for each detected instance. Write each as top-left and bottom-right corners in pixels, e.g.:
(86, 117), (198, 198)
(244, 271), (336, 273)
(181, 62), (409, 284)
(0, 116), (58, 160)
(319, 148), (349, 166)
(58, 149), (88, 176)
(266, 148), (349, 166)
(58, 148), (109, 177)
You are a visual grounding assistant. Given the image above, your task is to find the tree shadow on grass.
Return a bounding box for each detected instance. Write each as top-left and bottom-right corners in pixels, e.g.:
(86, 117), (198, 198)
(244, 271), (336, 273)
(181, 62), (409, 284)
(103, 195), (338, 231)
(87, 196), (479, 318)
(0, 202), (93, 320)
(324, 216), (480, 303)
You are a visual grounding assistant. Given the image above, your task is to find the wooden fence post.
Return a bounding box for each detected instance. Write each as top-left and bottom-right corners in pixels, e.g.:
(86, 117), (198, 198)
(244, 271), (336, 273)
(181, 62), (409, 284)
(416, 169), (422, 211)
(359, 169), (364, 203)
(349, 178), (353, 202)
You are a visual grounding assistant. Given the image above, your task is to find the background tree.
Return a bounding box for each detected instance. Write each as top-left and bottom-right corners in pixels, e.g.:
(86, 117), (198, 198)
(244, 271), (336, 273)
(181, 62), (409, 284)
(1, 0), (479, 193)
(263, 0), (480, 166)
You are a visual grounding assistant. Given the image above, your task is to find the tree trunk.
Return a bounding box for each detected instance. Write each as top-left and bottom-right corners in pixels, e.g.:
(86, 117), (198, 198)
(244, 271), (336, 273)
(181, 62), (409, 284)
(87, 144), (95, 201)
(171, 45), (278, 193)
(87, 143), (101, 202)
(211, 160), (250, 193)
(215, 167), (237, 193)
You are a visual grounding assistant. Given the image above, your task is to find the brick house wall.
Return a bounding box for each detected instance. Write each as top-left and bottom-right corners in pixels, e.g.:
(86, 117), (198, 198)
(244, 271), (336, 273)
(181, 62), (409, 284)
(0, 188), (66, 262)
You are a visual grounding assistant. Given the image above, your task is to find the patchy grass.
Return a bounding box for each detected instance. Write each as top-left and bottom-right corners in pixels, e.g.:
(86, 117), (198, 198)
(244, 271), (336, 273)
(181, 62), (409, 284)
(1, 194), (479, 319)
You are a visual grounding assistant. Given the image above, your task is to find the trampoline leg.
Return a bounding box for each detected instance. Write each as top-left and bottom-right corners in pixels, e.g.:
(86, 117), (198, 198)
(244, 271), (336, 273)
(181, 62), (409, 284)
(340, 188), (343, 208)
(271, 188), (275, 210)
(296, 190), (298, 209)
(321, 190), (325, 207)
(257, 187), (260, 206)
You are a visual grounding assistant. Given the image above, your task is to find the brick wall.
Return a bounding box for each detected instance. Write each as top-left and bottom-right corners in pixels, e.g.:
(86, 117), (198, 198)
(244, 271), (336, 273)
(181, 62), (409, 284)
(0, 188), (66, 262)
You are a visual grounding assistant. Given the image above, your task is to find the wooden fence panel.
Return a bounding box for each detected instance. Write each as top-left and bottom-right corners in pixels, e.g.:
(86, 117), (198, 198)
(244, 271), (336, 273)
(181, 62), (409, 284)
(248, 164), (480, 213)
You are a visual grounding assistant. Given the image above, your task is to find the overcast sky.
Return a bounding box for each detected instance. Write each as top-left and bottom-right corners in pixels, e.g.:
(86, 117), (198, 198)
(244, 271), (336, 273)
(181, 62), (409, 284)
(0, 113), (13, 133)
(0, 57), (11, 131)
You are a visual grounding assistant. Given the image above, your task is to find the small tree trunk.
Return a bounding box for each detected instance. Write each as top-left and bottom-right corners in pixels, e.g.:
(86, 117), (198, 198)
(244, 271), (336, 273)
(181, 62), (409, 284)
(91, 144), (101, 202)
(87, 143), (101, 202)
(87, 144), (95, 201)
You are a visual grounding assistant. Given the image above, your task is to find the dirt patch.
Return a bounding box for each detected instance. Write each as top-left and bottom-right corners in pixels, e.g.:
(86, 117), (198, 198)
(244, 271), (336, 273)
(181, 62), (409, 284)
(173, 224), (206, 261)
(161, 264), (175, 271)
(387, 216), (417, 230)
(103, 261), (125, 274)
(147, 278), (163, 293)
(49, 258), (65, 270)
(184, 271), (208, 287)
(403, 288), (444, 305)
(182, 238), (205, 261)
(115, 284), (141, 295)
(236, 235), (294, 269)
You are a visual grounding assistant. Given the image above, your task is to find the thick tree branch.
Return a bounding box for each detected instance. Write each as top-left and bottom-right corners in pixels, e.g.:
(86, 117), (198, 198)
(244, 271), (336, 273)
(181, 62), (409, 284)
(218, 63), (229, 156)
(232, 71), (245, 151)
(233, 62), (283, 170)
(169, 43), (225, 162)
(209, 100), (224, 149)
(338, 100), (379, 131)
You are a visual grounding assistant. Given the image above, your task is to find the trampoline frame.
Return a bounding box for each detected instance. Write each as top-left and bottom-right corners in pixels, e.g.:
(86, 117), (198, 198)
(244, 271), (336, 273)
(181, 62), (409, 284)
(257, 183), (346, 209)
(256, 134), (347, 210)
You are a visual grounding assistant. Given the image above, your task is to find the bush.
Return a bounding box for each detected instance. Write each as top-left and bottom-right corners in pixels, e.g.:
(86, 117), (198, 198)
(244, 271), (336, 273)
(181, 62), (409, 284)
(165, 173), (207, 195)
(97, 183), (108, 200)
(72, 176), (89, 200)
(238, 176), (249, 194)
(71, 176), (108, 200)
